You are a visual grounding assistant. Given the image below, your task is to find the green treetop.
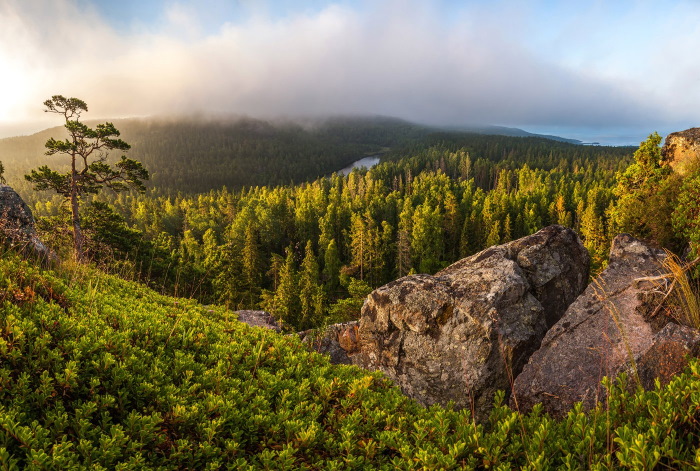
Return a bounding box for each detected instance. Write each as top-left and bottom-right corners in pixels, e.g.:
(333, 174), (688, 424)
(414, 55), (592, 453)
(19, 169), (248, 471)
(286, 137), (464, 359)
(611, 132), (679, 248)
(25, 96), (149, 261)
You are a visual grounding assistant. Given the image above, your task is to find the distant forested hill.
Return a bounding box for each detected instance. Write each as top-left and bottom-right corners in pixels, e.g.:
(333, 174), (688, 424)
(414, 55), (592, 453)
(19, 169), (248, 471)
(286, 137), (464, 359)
(0, 116), (430, 193)
(0, 115), (630, 194)
(385, 131), (634, 170)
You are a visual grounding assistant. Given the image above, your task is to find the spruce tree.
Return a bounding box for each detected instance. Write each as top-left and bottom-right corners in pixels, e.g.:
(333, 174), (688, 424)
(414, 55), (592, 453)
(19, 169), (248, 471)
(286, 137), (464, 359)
(299, 240), (324, 329)
(273, 247), (300, 327)
(396, 198), (413, 276)
(611, 132), (677, 247)
(322, 239), (341, 295)
(241, 226), (262, 306)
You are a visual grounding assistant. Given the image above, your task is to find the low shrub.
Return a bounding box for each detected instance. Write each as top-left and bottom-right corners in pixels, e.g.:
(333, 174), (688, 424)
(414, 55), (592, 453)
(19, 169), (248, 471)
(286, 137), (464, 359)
(0, 253), (699, 469)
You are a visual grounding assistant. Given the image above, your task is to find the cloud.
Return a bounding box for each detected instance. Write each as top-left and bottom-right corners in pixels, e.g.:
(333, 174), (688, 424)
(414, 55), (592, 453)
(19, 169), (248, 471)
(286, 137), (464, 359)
(0, 0), (697, 138)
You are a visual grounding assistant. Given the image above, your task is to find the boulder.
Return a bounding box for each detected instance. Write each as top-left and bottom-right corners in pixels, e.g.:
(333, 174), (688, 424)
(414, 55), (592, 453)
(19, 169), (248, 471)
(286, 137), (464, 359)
(661, 127), (700, 176)
(352, 225), (589, 421)
(299, 321), (360, 365)
(510, 234), (694, 417)
(0, 185), (56, 264)
(235, 310), (282, 332)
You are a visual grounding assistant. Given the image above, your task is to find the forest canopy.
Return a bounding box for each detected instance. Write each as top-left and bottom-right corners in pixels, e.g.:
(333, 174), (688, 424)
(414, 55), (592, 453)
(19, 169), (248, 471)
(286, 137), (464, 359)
(24, 128), (634, 330)
(0, 116), (631, 195)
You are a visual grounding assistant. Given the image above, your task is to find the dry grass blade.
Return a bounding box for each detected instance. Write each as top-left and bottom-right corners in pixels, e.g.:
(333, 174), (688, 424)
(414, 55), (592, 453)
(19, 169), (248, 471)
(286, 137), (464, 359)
(661, 253), (700, 329)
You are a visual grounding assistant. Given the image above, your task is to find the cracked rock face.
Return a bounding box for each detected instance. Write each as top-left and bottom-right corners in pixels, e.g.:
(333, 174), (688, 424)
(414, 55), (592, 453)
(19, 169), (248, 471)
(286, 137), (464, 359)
(352, 225), (589, 421)
(511, 234), (679, 417)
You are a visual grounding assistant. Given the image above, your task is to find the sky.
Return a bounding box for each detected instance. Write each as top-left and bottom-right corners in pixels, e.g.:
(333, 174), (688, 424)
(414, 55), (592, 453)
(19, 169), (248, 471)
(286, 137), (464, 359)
(0, 0), (699, 144)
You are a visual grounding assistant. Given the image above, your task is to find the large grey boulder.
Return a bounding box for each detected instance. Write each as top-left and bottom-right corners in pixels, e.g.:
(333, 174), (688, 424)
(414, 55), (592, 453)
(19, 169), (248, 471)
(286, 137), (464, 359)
(0, 185), (56, 264)
(511, 234), (699, 417)
(352, 225), (589, 421)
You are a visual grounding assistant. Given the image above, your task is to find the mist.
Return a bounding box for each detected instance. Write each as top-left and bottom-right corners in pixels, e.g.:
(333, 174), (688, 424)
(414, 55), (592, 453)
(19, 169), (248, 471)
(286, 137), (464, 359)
(1, 0), (698, 139)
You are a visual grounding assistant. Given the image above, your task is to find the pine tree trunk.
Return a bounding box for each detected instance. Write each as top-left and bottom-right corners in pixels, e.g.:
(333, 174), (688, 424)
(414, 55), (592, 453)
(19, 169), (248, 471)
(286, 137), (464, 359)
(69, 154), (85, 262)
(70, 186), (85, 261)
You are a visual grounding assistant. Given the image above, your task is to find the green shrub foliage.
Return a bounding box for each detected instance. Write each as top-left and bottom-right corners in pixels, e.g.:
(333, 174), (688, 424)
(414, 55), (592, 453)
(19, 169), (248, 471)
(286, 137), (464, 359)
(610, 132), (682, 250)
(673, 173), (700, 258)
(1, 253), (700, 469)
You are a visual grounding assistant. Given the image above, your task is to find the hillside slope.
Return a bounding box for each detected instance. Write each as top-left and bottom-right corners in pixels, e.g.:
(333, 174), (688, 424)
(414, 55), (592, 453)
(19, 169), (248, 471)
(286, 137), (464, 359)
(0, 116), (430, 194)
(0, 116), (630, 195)
(1, 252), (700, 469)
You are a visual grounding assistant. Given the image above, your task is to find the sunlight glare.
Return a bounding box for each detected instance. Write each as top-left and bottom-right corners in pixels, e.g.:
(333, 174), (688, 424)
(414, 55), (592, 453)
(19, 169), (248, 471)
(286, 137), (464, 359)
(0, 53), (30, 122)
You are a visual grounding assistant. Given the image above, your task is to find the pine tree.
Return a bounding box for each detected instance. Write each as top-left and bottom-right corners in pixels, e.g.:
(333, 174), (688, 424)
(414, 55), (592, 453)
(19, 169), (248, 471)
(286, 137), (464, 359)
(380, 220), (395, 282)
(298, 240), (324, 329)
(580, 203), (607, 272)
(411, 203), (444, 273)
(556, 195), (573, 228)
(396, 198), (413, 277)
(25, 96), (149, 261)
(443, 191), (461, 260)
(349, 213), (367, 280)
(267, 253), (284, 292)
(212, 241), (243, 309)
(273, 247), (300, 327)
(486, 220), (501, 247)
(180, 230), (202, 265)
(323, 239), (342, 295)
(611, 132), (677, 246)
(501, 214), (513, 244)
(241, 226), (262, 307)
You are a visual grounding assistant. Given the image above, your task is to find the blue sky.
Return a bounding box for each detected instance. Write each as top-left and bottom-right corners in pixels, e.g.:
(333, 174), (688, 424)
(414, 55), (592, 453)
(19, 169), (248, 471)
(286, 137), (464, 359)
(1, 0), (698, 143)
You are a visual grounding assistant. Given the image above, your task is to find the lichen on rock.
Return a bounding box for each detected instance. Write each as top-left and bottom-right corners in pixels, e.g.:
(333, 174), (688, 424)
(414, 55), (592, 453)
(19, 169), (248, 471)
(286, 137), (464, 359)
(351, 225), (589, 421)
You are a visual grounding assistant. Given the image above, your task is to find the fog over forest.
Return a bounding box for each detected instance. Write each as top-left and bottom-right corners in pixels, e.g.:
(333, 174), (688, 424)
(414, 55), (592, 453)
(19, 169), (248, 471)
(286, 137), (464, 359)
(1, 0), (699, 143)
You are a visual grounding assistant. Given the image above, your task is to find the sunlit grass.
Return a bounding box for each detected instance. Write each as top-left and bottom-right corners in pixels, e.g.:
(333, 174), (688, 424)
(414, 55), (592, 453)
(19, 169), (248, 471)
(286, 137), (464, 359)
(662, 252), (700, 329)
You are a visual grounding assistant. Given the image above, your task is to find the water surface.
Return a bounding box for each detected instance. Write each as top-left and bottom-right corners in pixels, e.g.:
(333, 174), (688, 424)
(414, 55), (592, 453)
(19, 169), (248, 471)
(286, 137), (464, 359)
(338, 155), (381, 175)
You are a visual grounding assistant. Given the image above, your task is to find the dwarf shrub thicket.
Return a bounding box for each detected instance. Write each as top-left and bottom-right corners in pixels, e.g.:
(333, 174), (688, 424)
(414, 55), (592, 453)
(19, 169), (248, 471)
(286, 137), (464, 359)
(0, 253), (699, 469)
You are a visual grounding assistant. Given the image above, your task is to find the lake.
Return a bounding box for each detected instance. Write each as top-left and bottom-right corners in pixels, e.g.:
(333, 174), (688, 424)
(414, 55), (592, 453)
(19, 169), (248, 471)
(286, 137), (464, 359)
(338, 155), (382, 176)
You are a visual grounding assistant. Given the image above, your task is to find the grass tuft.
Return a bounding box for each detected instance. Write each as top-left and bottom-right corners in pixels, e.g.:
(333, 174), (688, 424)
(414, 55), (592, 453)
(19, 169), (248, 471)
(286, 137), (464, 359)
(661, 252), (700, 329)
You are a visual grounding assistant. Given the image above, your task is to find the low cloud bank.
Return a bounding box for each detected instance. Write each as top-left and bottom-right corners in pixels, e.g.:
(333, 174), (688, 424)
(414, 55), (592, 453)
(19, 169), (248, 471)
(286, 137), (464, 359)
(1, 0), (697, 138)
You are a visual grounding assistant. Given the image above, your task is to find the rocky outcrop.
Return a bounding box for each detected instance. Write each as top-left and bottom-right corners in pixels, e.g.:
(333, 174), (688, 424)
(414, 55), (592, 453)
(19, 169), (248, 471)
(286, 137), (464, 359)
(510, 234), (692, 417)
(351, 225), (589, 421)
(661, 127), (700, 175)
(235, 310), (282, 332)
(299, 322), (360, 365)
(0, 185), (56, 264)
